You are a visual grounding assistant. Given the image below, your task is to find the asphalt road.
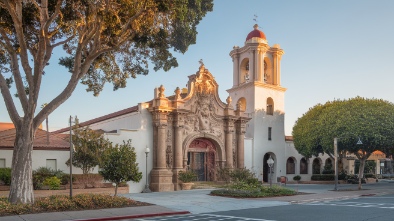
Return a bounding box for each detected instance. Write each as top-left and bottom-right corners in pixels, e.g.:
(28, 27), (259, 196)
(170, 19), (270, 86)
(129, 194), (394, 221)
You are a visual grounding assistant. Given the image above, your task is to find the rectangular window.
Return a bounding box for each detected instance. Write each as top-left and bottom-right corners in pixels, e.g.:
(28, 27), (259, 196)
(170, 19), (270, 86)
(268, 127), (272, 141)
(0, 159), (5, 168)
(46, 159), (57, 171)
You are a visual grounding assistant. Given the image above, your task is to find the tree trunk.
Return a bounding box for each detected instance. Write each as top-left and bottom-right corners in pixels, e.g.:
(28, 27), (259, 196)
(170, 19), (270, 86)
(9, 125), (35, 204)
(358, 158), (366, 190)
(114, 183), (118, 196)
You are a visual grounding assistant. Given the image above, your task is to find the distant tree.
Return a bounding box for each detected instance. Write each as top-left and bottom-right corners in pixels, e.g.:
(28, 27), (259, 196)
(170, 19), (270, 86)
(293, 97), (394, 190)
(0, 0), (213, 204)
(66, 124), (110, 174)
(99, 140), (142, 196)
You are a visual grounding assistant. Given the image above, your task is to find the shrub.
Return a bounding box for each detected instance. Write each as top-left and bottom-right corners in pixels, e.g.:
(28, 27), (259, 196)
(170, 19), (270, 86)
(0, 168), (11, 185)
(43, 177), (61, 190)
(211, 185), (296, 198)
(178, 170), (197, 183)
(229, 168), (258, 184)
(293, 175), (301, 181)
(322, 165), (334, 174)
(311, 174), (335, 181)
(0, 194), (146, 216)
(34, 195), (76, 211)
(216, 168), (231, 182)
(338, 170), (347, 180)
(32, 167), (65, 190)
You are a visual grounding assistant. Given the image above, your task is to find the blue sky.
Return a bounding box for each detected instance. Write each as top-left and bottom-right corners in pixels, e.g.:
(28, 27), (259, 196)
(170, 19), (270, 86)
(1, 0), (394, 135)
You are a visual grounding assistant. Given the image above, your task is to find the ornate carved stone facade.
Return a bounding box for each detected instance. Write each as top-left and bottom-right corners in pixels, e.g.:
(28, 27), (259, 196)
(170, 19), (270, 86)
(148, 64), (249, 192)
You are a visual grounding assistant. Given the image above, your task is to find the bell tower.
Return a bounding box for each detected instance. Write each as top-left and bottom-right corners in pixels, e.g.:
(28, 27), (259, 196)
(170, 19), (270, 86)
(227, 24), (287, 182)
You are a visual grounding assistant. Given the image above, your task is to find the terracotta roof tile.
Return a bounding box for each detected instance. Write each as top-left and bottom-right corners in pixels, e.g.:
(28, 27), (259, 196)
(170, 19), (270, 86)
(285, 136), (293, 141)
(0, 128), (69, 150)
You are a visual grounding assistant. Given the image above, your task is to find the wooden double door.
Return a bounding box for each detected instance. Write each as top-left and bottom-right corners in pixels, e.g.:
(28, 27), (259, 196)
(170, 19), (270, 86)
(187, 139), (216, 181)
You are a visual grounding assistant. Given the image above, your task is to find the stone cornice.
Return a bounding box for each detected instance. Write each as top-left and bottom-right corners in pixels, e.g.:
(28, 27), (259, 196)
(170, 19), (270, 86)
(227, 81), (287, 93)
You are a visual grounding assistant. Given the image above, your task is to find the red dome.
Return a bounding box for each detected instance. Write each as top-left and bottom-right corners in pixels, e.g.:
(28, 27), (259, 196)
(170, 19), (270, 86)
(246, 24), (266, 41)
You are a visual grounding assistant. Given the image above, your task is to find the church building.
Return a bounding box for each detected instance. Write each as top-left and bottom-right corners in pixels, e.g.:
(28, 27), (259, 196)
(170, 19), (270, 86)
(51, 25), (332, 193)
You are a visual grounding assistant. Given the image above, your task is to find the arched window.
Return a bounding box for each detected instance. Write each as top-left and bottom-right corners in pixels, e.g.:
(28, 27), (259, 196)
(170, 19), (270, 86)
(300, 158), (308, 174)
(267, 97), (274, 115)
(237, 97), (247, 112)
(312, 158), (321, 174)
(286, 157), (295, 174)
(240, 58), (250, 84)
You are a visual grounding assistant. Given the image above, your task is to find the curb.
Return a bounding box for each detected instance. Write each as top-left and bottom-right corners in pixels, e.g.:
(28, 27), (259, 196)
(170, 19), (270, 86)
(72, 211), (190, 221)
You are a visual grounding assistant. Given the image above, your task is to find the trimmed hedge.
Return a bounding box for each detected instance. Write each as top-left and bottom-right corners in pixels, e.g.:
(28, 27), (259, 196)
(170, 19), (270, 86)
(311, 174), (335, 181)
(0, 194), (149, 216)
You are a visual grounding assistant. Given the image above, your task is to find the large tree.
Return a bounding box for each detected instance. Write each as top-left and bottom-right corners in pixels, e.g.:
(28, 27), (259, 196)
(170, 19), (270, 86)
(0, 0), (213, 204)
(293, 97), (394, 189)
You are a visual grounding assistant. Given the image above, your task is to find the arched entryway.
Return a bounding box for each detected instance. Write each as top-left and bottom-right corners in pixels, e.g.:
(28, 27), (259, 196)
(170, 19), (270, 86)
(312, 158), (322, 174)
(263, 153), (276, 182)
(187, 138), (217, 181)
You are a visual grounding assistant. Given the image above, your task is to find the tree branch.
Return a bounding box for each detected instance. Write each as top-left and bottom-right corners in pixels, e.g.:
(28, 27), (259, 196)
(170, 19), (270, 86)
(0, 73), (21, 127)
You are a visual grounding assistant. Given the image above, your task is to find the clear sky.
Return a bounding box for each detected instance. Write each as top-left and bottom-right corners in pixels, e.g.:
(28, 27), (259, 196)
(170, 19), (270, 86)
(1, 0), (394, 135)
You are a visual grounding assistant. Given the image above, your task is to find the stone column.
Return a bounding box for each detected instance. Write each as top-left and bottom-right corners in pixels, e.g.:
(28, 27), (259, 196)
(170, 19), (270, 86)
(173, 115), (184, 190)
(156, 122), (167, 169)
(232, 53), (240, 86)
(225, 119), (234, 168)
(272, 49), (284, 86)
(236, 120), (247, 168)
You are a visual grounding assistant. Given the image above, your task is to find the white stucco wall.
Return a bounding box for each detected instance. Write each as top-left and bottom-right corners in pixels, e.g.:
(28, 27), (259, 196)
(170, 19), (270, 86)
(0, 149), (87, 174)
(95, 104), (153, 193)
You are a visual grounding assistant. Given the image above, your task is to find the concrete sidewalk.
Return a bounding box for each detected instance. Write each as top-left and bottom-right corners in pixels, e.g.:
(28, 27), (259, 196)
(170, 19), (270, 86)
(1, 182), (393, 221)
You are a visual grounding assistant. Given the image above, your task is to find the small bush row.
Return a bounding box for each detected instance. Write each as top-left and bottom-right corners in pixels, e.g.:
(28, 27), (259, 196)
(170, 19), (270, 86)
(0, 168), (11, 185)
(0, 194), (147, 216)
(311, 174), (335, 181)
(211, 185), (296, 198)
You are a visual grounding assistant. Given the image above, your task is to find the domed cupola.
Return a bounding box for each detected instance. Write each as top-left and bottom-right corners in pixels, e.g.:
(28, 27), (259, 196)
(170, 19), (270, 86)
(246, 24), (266, 42)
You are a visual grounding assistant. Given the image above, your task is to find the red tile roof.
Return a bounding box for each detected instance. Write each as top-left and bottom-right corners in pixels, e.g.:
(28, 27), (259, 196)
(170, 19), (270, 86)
(285, 136), (293, 141)
(0, 128), (70, 150)
(51, 105), (139, 134)
(0, 123), (14, 131)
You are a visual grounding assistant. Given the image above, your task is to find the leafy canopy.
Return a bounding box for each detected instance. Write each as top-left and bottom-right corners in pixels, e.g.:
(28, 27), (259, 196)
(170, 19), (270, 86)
(66, 124), (111, 174)
(99, 140), (142, 196)
(0, 0), (213, 130)
(292, 97), (394, 158)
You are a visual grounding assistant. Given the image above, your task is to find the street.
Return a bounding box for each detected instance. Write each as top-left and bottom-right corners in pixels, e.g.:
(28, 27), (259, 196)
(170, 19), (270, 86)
(127, 194), (394, 221)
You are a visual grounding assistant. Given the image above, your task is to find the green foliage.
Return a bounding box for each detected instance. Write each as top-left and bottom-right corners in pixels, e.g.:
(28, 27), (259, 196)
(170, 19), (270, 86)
(339, 170), (348, 180)
(211, 185), (296, 198)
(293, 97), (394, 188)
(216, 168), (231, 182)
(43, 177), (61, 190)
(67, 124), (111, 174)
(0, 168), (11, 185)
(322, 165), (334, 174)
(33, 167), (65, 190)
(229, 168), (259, 185)
(178, 170), (197, 183)
(293, 97), (394, 157)
(293, 175), (301, 181)
(0, 194), (145, 216)
(99, 140), (142, 196)
(311, 174), (335, 181)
